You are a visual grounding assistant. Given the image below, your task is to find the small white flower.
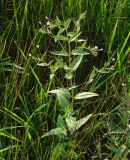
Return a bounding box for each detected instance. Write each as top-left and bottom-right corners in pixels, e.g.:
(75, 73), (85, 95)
(39, 21), (42, 25)
(36, 45), (40, 48)
(47, 21), (51, 25)
(122, 83), (126, 86)
(112, 58), (115, 61)
(29, 53), (31, 57)
(94, 45), (98, 49)
(45, 16), (48, 19)
(99, 48), (103, 51)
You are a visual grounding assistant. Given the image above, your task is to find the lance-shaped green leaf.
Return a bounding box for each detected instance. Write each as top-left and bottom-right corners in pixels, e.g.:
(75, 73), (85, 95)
(50, 59), (64, 73)
(54, 35), (68, 42)
(89, 48), (98, 56)
(112, 144), (126, 157)
(57, 28), (66, 36)
(50, 51), (69, 56)
(49, 18), (61, 28)
(70, 55), (83, 71)
(76, 114), (92, 130)
(64, 19), (71, 29)
(37, 62), (49, 67)
(65, 72), (73, 80)
(65, 116), (76, 134)
(74, 92), (98, 99)
(51, 143), (66, 160)
(65, 150), (78, 159)
(41, 127), (67, 138)
(68, 32), (82, 42)
(57, 115), (66, 129)
(57, 94), (70, 109)
(48, 88), (70, 98)
(72, 49), (90, 55)
(39, 26), (48, 34)
(48, 88), (70, 109)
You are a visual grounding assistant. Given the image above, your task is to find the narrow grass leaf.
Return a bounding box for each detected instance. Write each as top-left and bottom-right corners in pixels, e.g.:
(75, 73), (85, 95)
(120, 32), (130, 55)
(0, 145), (18, 153)
(0, 131), (19, 141)
(26, 104), (46, 123)
(121, 46), (130, 65)
(3, 108), (24, 125)
(108, 20), (118, 55)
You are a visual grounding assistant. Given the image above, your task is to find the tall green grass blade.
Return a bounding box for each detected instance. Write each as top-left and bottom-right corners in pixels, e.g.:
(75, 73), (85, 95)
(108, 20), (118, 56)
(0, 145), (18, 153)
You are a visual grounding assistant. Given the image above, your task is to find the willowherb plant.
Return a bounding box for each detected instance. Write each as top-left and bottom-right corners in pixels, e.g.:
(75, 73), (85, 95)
(38, 14), (99, 159)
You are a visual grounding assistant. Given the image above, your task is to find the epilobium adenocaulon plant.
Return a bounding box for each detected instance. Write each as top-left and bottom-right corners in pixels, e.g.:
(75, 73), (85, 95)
(39, 13), (99, 159)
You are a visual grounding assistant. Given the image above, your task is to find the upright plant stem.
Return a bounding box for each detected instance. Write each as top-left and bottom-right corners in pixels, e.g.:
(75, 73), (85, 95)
(68, 39), (74, 109)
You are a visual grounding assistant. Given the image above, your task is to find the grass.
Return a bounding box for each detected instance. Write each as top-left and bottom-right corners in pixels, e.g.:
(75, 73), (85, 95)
(0, 0), (130, 159)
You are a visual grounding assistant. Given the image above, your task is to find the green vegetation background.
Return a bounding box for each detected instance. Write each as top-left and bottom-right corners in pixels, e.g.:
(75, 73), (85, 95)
(0, 0), (130, 159)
